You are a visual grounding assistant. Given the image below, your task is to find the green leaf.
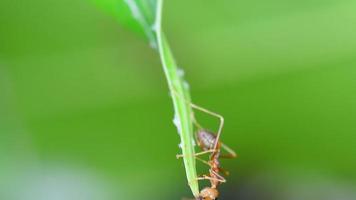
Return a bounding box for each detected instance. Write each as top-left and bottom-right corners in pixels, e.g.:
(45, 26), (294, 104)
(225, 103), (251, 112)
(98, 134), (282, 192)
(155, 1), (199, 196)
(91, 0), (200, 197)
(92, 0), (157, 48)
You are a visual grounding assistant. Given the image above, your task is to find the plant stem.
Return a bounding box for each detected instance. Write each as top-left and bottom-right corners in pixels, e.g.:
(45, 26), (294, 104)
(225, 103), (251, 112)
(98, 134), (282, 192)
(155, 0), (199, 197)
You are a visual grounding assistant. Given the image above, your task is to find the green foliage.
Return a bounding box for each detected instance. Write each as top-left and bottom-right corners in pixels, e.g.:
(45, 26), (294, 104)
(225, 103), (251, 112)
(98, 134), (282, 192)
(92, 0), (157, 47)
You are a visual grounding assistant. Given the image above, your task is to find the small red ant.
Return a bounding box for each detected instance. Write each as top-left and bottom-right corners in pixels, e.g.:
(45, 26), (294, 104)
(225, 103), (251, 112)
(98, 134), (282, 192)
(174, 91), (237, 200)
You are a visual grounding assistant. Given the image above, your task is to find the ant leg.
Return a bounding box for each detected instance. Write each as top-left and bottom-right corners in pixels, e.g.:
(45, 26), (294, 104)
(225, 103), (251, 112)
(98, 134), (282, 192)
(175, 154), (183, 159)
(191, 112), (203, 130)
(171, 88), (225, 152)
(190, 173), (225, 186)
(196, 169), (226, 183)
(194, 149), (217, 156)
(210, 169), (226, 183)
(195, 156), (210, 166)
(190, 103), (224, 151)
(218, 167), (230, 176)
(196, 175), (226, 183)
(219, 154), (237, 159)
(177, 153), (212, 168)
(170, 89), (204, 130)
(176, 149), (216, 159)
(219, 143), (237, 158)
(177, 154), (216, 168)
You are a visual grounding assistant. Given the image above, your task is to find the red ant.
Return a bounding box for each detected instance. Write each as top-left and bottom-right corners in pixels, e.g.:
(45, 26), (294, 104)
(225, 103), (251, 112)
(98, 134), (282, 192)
(175, 95), (237, 200)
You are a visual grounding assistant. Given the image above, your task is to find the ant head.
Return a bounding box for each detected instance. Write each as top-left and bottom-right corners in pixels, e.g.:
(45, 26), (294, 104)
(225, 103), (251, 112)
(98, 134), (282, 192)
(198, 187), (219, 200)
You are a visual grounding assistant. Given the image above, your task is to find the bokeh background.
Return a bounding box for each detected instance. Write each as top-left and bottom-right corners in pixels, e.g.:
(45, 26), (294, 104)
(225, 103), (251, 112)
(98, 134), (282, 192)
(1, 0), (356, 200)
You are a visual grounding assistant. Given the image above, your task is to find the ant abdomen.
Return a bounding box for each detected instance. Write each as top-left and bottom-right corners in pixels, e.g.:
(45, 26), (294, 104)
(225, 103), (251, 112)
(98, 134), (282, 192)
(197, 129), (218, 151)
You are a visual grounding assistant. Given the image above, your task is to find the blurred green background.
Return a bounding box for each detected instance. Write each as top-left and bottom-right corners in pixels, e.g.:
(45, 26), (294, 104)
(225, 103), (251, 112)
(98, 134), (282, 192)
(1, 0), (356, 199)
